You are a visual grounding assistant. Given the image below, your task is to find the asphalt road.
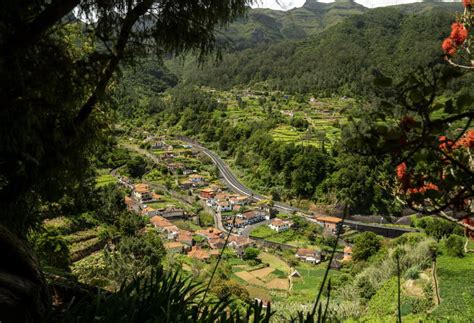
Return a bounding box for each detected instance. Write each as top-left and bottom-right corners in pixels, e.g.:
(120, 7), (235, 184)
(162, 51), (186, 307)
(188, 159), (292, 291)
(123, 139), (418, 236)
(180, 138), (299, 214)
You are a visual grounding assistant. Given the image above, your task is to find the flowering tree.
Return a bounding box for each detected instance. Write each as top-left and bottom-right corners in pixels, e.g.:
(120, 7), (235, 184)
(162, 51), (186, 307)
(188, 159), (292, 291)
(343, 66), (473, 232)
(442, 0), (474, 69)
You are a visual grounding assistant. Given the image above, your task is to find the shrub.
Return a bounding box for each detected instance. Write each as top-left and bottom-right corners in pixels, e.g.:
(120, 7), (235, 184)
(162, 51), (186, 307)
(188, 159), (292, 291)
(352, 232), (382, 262)
(444, 234), (464, 258)
(243, 247), (260, 261)
(404, 266), (420, 280)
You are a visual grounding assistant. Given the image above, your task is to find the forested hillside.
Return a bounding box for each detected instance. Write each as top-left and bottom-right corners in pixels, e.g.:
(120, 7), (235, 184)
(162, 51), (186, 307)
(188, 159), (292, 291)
(178, 3), (463, 95)
(216, 0), (367, 50)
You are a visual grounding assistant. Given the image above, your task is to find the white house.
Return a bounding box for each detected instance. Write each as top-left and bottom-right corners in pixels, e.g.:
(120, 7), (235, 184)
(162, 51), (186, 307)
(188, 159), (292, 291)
(295, 248), (321, 264)
(217, 201), (232, 212)
(132, 183), (153, 203)
(268, 219), (292, 232)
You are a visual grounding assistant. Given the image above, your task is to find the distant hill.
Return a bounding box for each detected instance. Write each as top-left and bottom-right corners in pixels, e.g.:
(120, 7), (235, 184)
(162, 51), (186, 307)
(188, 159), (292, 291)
(218, 0), (368, 50)
(178, 2), (464, 95)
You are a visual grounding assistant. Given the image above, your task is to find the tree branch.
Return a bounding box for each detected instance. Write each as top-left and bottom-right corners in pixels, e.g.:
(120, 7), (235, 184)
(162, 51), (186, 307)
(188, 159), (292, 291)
(10, 0), (80, 51)
(73, 0), (154, 127)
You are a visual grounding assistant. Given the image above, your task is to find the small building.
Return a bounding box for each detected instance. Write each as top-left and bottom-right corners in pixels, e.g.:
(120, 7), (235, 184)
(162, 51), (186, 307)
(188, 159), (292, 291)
(151, 141), (165, 150)
(164, 241), (184, 254)
(183, 169), (195, 176)
(132, 183), (153, 204)
(239, 210), (265, 225)
(217, 201), (232, 212)
(229, 195), (249, 206)
(295, 248), (321, 264)
(315, 216), (343, 235)
(200, 188), (215, 199)
(150, 216), (172, 230)
(268, 219), (292, 232)
(160, 207), (185, 218)
(177, 230), (193, 249)
(187, 245), (218, 262)
(195, 227), (224, 240)
(226, 218), (246, 229)
(209, 237), (226, 249)
(189, 174), (205, 183)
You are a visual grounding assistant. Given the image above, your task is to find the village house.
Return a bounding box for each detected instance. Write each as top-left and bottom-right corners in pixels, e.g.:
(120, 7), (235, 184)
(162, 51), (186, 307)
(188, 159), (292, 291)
(217, 201), (232, 213)
(189, 174), (205, 183)
(177, 230), (193, 250)
(239, 210), (265, 225)
(140, 205), (160, 217)
(208, 237), (226, 249)
(182, 169), (195, 176)
(195, 227), (224, 241)
(315, 216), (343, 235)
(199, 188), (215, 199)
(229, 195), (249, 206)
(228, 236), (253, 257)
(343, 246), (353, 262)
(164, 241), (184, 254)
(268, 219), (293, 232)
(132, 183), (153, 204)
(187, 245), (219, 262)
(226, 218), (247, 229)
(295, 248), (321, 264)
(149, 216), (180, 239)
(150, 215), (172, 230)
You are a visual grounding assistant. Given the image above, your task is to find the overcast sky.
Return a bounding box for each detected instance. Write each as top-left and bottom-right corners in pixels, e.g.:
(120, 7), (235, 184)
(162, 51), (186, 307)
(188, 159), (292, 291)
(252, 0), (458, 10)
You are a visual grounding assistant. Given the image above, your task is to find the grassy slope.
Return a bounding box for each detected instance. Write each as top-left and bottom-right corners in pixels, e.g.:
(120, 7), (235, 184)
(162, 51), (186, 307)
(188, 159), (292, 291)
(429, 250), (474, 321)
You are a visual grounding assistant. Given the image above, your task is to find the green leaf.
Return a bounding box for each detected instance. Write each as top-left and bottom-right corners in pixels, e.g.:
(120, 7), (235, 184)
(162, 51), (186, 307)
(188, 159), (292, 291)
(456, 94), (474, 110)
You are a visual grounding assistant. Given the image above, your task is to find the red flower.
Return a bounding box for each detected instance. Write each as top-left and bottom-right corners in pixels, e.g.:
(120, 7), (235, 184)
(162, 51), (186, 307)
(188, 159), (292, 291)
(442, 38), (457, 55)
(439, 135), (453, 151)
(463, 0), (471, 8)
(407, 183), (439, 195)
(450, 23), (469, 46)
(396, 162), (407, 180)
(453, 130), (474, 149)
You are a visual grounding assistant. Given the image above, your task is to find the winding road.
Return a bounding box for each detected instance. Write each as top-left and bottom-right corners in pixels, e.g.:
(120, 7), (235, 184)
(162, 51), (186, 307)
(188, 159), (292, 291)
(176, 136), (419, 237)
(178, 137), (299, 213)
(122, 137), (418, 237)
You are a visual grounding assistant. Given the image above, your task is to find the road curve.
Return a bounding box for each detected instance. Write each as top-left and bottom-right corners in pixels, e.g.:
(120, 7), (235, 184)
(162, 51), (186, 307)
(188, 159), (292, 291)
(177, 136), (419, 237)
(179, 138), (299, 213)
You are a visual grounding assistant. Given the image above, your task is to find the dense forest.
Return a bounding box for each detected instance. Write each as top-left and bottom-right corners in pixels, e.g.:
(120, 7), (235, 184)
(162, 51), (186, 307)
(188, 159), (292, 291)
(177, 3), (467, 95)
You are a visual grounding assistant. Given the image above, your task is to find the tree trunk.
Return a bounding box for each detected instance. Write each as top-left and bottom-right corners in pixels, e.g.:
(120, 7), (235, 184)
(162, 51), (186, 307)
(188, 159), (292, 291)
(0, 225), (50, 323)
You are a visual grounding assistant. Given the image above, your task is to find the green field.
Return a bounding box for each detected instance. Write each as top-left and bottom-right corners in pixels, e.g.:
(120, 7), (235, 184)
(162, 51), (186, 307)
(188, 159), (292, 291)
(95, 174), (117, 187)
(429, 251), (474, 321)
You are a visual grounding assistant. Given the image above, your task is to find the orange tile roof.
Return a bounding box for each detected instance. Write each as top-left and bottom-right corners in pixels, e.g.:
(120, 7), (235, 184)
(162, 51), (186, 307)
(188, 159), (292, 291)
(150, 216), (172, 228)
(315, 216), (342, 224)
(296, 248), (318, 257)
(134, 183), (150, 194)
(187, 246), (210, 260)
(164, 242), (184, 249)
